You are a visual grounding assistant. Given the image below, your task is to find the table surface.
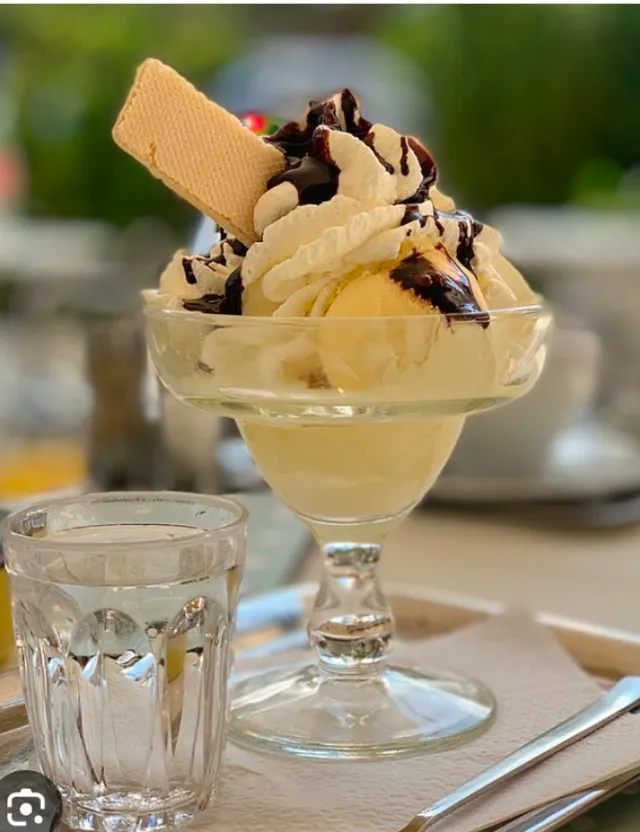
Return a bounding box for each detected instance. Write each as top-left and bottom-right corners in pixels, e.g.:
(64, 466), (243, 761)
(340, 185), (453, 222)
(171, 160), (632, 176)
(4, 501), (640, 830)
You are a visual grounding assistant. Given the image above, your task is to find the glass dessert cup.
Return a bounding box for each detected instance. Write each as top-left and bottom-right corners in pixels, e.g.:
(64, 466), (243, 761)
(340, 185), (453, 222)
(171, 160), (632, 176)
(146, 300), (552, 760)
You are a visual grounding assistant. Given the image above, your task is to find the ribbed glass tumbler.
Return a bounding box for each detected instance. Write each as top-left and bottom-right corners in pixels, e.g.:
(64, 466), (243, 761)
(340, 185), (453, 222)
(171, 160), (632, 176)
(1, 491), (248, 832)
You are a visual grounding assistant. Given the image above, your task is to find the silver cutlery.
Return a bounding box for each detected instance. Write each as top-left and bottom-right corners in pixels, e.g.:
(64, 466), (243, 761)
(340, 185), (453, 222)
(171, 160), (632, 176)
(494, 765), (640, 832)
(398, 675), (640, 832)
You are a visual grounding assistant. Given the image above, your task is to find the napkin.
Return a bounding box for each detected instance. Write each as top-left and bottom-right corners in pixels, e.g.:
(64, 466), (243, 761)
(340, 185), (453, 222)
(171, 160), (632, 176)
(195, 611), (640, 832)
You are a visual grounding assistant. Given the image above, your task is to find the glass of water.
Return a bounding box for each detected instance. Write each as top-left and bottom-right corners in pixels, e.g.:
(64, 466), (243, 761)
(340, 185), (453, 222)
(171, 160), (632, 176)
(1, 491), (248, 831)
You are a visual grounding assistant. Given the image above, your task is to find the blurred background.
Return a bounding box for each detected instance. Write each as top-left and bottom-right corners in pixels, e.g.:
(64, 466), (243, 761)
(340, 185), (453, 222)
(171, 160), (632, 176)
(1, 3), (640, 524)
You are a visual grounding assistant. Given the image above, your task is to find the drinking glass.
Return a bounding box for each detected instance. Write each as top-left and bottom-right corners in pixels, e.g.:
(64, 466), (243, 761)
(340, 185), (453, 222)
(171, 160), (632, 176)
(146, 301), (552, 760)
(1, 491), (248, 831)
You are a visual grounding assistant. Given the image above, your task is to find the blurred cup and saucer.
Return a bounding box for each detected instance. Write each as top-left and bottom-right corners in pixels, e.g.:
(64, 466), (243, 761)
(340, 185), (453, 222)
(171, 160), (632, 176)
(435, 320), (640, 504)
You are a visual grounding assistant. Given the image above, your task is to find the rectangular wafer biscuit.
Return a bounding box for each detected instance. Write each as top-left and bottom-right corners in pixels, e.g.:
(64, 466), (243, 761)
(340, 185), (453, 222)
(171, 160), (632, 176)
(113, 59), (285, 244)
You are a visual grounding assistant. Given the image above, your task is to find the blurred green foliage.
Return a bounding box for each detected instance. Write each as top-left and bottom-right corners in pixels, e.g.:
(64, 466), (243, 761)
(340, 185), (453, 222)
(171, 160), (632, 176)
(0, 5), (238, 230)
(0, 5), (638, 230)
(381, 4), (640, 211)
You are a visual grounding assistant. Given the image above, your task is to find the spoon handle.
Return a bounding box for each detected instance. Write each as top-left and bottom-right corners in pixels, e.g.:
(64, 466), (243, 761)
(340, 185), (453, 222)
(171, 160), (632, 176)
(400, 676), (640, 832)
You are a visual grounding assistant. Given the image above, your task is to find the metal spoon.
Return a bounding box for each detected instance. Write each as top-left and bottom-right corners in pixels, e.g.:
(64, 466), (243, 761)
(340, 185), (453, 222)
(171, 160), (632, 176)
(494, 765), (640, 832)
(398, 676), (640, 832)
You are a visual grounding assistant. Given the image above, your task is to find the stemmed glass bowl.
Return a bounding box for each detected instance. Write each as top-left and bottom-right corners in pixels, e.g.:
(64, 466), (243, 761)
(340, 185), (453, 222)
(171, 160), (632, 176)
(146, 298), (552, 760)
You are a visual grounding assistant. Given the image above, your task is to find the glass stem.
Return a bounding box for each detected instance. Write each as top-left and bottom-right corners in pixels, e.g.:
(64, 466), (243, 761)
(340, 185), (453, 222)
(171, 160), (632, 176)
(308, 542), (393, 677)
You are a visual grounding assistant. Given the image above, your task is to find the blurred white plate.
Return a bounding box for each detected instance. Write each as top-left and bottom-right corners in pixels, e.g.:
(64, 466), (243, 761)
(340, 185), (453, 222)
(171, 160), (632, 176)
(433, 423), (640, 504)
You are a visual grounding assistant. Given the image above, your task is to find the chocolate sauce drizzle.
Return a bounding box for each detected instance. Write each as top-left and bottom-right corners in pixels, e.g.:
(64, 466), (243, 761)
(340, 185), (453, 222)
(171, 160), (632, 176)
(268, 156), (339, 206)
(182, 268), (243, 316)
(400, 138), (437, 204)
(266, 89), (415, 207)
(400, 205), (427, 228)
(182, 258), (197, 285)
(266, 94), (360, 206)
(223, 269), (244, 312)
(399, 137), (410, 177)
(202, 237), (249, 269)
(364, 132), (394, 175)
(434, 211), (484, 272)
(265, 89), (440, 215)
(266, 90), (370, 158)
(182, 294), (226, 314)
(456, 215), (475, 272)
(226, 237), (249, 258)
(390, 248), (489, 328)
(339, 90), (364, 133)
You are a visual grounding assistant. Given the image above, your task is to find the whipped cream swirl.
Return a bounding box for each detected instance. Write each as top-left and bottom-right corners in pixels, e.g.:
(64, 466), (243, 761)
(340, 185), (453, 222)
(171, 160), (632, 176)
(157, 89), (532, 318)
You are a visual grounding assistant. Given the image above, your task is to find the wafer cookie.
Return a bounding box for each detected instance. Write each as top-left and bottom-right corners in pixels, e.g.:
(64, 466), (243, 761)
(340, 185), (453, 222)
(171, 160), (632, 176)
(113, 59), (285, 244)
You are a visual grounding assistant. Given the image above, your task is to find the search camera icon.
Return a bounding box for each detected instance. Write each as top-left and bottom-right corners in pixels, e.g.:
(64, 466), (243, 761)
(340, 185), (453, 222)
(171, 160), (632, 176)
(0, 771), (62, 832)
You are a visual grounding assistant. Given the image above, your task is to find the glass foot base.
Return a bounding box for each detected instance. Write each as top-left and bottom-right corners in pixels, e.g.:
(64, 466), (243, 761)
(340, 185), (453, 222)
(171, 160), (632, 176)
(230, 659), (495, 760)
(64, 789), (207, 832)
